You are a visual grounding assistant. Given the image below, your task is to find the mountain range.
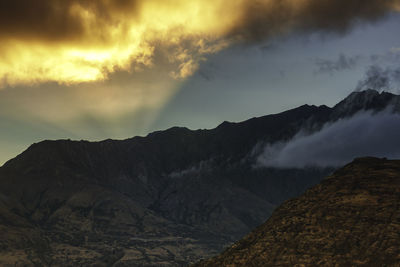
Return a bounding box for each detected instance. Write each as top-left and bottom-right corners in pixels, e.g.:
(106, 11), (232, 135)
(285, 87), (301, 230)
(0, 89), (399, 266)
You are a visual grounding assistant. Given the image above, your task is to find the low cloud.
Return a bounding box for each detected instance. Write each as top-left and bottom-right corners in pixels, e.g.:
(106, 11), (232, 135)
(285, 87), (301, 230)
(315, 53), (361, 75)
(256, 110), (400, 168)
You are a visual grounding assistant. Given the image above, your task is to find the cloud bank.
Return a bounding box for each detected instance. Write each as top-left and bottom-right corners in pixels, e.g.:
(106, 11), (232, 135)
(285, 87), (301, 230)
(1, 0), (400, 86)
(256, 110), (400, 168)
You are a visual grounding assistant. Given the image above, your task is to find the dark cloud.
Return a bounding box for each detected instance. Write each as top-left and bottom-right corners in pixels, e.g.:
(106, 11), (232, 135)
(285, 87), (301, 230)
(0, 0), (399, 86)
(356, 65), (400, 92)
(229, 0), (400, 42)
(1, 0), (399, 44)
(256, 109), (400, 168)
(0, 0), (138, 42)
(315, 53), (361, 74)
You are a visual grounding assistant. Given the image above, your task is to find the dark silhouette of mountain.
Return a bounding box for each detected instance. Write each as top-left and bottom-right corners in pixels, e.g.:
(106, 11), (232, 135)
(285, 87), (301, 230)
(195, 157), (400, 266)
(0, 89), (399, 266)
(331, 89), (400, 119)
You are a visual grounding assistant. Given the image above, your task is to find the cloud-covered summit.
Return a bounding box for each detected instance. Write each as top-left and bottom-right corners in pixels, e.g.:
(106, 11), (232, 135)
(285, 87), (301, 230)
(256, 109), (400, 168)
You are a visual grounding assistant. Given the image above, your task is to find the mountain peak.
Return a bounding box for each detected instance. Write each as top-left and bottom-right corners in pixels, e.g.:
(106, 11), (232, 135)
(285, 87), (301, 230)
(331, 89), (399, 119)
(346, 88), (380, 100)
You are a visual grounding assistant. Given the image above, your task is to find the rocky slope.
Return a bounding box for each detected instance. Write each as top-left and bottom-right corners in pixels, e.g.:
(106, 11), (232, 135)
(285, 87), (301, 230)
(0, 90), (399, 266)
(195, 157), (400, 266)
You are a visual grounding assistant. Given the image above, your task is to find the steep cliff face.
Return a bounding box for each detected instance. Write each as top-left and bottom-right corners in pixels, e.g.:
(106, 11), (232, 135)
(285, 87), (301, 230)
(195, 157), (400, 266)
(0, 90), (399, 266)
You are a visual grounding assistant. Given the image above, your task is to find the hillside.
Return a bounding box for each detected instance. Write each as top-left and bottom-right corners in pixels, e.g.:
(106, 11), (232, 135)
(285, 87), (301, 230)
(195, 157), (400, 266)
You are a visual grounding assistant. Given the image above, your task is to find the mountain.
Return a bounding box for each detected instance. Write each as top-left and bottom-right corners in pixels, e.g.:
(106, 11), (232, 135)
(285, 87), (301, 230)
(195, 157), (400, 266)
(0, 89), (399, 266)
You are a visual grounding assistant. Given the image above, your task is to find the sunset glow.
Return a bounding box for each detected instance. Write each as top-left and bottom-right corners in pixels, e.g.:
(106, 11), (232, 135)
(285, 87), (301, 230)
(2, 0), (399, 87)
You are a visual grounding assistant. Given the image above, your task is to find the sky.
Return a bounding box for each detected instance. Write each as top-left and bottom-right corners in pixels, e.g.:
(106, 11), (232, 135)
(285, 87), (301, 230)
(1, 0), (400, 165)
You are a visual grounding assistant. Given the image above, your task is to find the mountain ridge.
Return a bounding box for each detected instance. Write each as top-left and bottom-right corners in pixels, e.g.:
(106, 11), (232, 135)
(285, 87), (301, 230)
(5, 89), (395, 168)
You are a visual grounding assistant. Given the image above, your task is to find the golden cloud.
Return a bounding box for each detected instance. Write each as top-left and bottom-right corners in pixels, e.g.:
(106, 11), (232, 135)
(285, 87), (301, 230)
(0, 0), (399, 86)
